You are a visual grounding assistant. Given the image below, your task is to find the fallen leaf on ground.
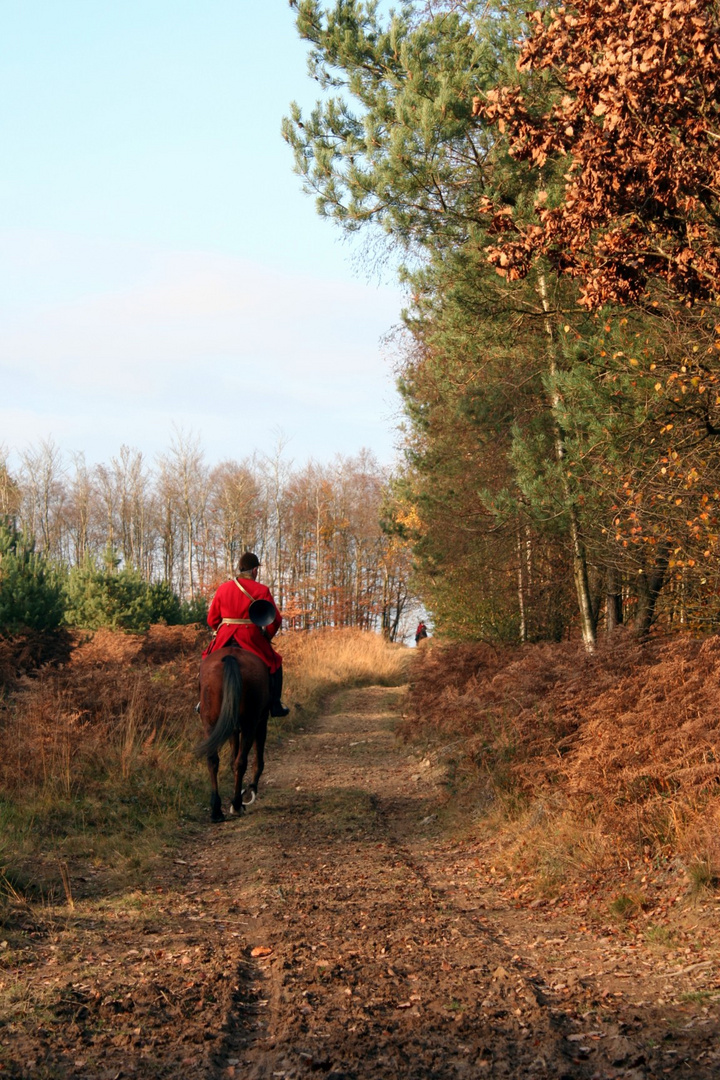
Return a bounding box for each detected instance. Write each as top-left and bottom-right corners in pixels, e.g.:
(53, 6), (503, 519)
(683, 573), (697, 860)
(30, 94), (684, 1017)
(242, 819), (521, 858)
(251, 946), (273, 958)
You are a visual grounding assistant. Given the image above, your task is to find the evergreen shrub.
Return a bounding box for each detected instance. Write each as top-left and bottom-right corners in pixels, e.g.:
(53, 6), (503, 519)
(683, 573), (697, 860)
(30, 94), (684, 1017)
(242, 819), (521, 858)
(63, 560), (195, 632)
(0, 521), (65, 634)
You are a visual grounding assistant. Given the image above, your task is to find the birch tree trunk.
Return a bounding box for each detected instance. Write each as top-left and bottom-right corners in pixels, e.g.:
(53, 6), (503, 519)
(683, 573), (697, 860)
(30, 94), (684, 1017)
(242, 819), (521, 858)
(516, 525), (527, 643)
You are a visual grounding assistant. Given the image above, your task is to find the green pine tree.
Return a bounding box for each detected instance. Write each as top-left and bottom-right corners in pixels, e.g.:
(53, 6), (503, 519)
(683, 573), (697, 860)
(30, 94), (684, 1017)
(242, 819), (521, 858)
(0, 521), (65, 634)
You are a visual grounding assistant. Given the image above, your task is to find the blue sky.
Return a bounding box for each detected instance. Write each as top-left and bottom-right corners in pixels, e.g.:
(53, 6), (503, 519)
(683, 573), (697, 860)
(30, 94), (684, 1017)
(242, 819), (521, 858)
(0, 1), (405, 470)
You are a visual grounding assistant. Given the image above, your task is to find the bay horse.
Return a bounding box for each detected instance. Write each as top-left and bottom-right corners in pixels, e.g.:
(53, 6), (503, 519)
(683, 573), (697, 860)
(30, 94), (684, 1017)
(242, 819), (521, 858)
(196, 647), (270, 822)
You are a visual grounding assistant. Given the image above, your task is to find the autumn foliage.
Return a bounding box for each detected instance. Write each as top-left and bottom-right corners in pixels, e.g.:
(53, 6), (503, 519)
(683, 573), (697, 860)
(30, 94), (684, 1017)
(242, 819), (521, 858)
(480, 0), (720, 307)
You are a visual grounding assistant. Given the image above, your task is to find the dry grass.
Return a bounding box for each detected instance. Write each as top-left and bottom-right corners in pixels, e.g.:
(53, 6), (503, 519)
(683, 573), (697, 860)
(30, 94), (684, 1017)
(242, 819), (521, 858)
(493, 805), (617, 896)
(282, 628), (410, 719)
(0, 625), (206, 911)
(403, 635), (720, 885)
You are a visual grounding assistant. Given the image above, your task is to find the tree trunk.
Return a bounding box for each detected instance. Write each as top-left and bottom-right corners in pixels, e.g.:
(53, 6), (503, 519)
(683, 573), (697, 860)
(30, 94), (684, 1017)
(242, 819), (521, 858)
(568, 507), (596, 651)
(605, 564), (623, 635)
(538, 273), (597, 653)
(516, 526), (527, 642)
(633, 545), (670, 637)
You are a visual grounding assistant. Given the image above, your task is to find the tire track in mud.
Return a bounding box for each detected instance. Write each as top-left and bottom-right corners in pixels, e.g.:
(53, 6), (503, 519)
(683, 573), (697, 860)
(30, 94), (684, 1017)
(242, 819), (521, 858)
(194, 686), (599, 1080)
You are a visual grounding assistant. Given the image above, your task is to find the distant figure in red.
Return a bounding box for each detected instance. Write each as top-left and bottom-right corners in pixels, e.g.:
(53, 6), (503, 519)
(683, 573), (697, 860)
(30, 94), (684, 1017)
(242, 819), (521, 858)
(415, 621), (428, 645)
(204, 552), (290, 717)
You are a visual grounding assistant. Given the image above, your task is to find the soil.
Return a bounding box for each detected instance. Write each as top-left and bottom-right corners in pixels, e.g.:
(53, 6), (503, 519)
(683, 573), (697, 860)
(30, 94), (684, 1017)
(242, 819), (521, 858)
(2, 682), (719, 1079)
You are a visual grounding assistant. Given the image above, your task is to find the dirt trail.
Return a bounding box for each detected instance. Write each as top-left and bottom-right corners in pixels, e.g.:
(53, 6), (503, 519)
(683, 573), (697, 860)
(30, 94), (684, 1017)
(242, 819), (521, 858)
(3, 683), (720, 1079)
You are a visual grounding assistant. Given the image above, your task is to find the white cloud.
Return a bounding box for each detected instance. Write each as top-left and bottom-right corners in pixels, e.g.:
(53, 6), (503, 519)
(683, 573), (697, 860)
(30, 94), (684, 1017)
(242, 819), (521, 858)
(1, 232), (405, 465)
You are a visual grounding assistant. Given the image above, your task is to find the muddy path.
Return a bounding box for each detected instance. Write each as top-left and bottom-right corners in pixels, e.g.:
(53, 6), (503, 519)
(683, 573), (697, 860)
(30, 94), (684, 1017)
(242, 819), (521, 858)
(2, 684), (720, 1079)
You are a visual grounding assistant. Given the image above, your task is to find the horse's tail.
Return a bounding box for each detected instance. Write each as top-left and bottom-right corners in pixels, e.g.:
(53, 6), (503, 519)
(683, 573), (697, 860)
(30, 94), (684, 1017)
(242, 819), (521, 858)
(196, 655), (243, 758)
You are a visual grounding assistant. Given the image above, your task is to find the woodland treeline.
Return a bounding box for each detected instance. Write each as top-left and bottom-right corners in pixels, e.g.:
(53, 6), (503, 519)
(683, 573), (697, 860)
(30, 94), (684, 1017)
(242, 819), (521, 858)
(284, 0), (720, 650)
(0, 436), (411, 638)
(3, 0), (718, 651)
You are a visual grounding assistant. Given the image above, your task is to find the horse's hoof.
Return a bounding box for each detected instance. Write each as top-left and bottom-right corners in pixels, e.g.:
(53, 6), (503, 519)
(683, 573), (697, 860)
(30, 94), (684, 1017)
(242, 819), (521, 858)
(228, 802), (244, 816)
(211, 813), (225, 824)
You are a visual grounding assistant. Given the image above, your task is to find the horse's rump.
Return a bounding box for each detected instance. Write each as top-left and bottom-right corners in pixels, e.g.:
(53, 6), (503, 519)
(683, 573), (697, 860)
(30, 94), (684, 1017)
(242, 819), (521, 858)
(197, 647), (269, 754)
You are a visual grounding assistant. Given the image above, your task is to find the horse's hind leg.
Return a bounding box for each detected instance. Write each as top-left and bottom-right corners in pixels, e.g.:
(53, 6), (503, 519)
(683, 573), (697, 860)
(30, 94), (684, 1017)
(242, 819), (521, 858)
(207, 752), (224, 823)
(229, 734), (251, 816)
(246, 714), (268, 802)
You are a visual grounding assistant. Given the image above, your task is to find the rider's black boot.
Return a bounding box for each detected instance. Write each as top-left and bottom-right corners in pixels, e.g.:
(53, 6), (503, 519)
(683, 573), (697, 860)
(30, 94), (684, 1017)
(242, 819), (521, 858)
(269, 668), (290, 718)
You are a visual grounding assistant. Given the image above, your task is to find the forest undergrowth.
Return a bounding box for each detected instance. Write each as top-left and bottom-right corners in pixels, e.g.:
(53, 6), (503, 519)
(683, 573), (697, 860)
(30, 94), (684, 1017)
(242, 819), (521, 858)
(403, 635), (720, 901)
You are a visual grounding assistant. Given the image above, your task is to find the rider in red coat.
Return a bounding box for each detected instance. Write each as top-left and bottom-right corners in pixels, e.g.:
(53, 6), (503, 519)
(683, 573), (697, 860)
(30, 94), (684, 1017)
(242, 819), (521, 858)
(204, 552), (289, 717)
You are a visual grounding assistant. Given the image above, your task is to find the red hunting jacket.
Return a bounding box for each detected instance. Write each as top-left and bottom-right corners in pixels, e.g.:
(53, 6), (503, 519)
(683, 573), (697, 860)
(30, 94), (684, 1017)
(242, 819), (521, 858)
(204, 576), (282, 672)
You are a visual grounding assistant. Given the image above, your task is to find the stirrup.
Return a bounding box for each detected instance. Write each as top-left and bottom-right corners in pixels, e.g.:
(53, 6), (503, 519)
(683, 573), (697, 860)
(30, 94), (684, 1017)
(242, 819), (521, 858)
(270, 701), (290, 718)
(194, 702), (201, 714)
